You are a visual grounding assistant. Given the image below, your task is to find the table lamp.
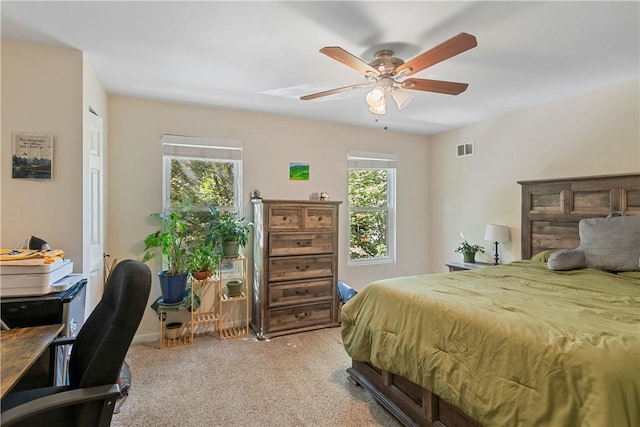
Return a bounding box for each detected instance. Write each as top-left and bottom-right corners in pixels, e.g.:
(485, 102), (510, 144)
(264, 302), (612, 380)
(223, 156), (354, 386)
(484, 224), (510, 265)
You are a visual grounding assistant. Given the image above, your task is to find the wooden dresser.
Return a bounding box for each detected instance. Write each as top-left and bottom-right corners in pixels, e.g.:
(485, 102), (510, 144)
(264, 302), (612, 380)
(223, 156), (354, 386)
(251, 199), (341, 339)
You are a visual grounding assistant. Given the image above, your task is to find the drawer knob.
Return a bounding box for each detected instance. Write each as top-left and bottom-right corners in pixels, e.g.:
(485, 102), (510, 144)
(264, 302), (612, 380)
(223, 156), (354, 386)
(295, 312), (309, 320)
(295, 289), (310, 295)
(295, 265), (309, 271)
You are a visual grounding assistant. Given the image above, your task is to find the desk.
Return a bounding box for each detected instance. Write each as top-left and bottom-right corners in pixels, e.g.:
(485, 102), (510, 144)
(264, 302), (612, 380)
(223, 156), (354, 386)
(1, 324), (64, 400)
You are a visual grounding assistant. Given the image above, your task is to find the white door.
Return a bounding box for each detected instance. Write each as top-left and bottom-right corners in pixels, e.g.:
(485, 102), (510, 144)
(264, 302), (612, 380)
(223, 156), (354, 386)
(86, 111), (105, 318)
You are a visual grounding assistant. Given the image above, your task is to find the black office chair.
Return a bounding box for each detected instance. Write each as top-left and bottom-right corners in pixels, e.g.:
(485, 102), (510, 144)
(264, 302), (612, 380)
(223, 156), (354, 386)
(1, 259), (151, 427)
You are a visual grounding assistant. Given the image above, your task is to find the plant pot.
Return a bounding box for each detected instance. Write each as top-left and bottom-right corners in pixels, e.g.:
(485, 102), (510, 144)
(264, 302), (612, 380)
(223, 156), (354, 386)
(165, 322), (183, 339)
(226, 280), (242, 298)
(222, 241), (240, 258)
(191, 270), (212, 281)
(158, 271), (188, 303)
(463, 252), (476, 263)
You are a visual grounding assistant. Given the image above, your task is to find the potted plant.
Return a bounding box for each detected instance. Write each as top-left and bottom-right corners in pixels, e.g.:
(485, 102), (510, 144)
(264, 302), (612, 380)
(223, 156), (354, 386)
(142, 203), (192, 303)
(455, 238), (485, 263)
(225, 279), (243, 298)
(189, 242), (222, 281)
(207, 207), (253, 258)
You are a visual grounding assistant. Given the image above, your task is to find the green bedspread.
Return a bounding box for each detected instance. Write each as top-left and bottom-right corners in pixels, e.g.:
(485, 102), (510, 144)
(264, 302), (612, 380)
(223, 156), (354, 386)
(341, 261), (640, 427)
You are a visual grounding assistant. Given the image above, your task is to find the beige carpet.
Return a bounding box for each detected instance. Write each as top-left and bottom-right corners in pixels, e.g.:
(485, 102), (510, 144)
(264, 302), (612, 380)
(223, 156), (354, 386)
(111, 327), (401, 427)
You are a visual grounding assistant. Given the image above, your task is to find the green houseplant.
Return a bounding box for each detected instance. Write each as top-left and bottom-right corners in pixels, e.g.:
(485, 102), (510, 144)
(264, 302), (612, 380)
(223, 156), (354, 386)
(207, 207), (253, 258)
(142, 203), (192, 303)
(189, 242), (222, 281)
(455, 238), (485, 263)
(455, 240), (484, 262)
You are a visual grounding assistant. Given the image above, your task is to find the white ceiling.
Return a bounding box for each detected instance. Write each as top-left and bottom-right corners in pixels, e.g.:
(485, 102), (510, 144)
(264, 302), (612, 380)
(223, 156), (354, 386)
(2, 1), (638, 136)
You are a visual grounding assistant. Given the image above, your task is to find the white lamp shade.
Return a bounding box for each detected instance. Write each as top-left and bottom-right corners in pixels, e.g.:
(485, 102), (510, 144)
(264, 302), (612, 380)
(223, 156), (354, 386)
(365, 87), (385, 107)
(392, 88), (413, 109)
(484, 224), (510, 242)
(368, 103), (386, 115)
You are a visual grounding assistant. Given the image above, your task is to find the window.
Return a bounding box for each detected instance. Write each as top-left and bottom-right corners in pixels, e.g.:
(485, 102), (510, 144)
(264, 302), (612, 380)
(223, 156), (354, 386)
(347, 151), (396, 264)
(162, 135), (243, 245)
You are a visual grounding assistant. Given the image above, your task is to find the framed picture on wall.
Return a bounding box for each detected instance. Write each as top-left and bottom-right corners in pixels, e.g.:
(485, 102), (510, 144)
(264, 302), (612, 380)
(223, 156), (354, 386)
(12, 132), (54, 180)
(289, 162), (309, 181)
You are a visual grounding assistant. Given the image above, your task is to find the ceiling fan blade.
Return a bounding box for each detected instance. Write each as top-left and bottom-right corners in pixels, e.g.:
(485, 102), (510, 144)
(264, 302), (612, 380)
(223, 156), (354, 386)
(320, 46), (380, 77)
(300, 83), (371, 100)
(396, 33), (477, 77)
(402, 78), (469, 95)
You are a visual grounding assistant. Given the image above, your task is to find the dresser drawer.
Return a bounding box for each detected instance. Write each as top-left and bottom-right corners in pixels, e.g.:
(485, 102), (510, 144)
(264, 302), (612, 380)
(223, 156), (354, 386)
(268, 206), (302, 230)
(269, 232), (334, 256)
(267, 302), (333, 332)
(268, 279), (333, 307)
(304, 207), (336, 230)
(268, 255), (334, 282)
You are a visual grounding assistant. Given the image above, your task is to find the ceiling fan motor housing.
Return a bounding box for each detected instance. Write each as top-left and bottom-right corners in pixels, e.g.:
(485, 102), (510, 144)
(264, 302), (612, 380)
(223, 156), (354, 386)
(369, 50), (405, 76)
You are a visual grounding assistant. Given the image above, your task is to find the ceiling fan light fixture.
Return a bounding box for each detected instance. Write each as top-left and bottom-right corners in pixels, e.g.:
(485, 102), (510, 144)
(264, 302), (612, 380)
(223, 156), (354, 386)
(392, 87), (413, 110)
(369, 103), (386, 115)
(365, 86), (386, 107)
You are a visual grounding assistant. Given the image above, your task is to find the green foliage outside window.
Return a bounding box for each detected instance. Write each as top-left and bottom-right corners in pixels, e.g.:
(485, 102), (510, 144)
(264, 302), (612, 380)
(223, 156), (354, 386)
(348, 169), (389, 260)
(168, 158), (237, 247)
(170, 159), (234, 208)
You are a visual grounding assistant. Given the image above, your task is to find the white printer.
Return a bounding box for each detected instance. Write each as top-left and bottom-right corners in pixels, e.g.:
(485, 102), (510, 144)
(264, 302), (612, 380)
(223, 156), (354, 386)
(0, 258), (75, 296)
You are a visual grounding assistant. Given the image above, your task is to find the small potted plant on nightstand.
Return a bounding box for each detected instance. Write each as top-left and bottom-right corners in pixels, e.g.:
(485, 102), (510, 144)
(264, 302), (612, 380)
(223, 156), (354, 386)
(455, 237), (485, 263)
(207, 207), (253, 258)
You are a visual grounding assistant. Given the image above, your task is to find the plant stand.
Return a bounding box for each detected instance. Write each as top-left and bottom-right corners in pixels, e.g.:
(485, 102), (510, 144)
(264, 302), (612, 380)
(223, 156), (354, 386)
(218, 256), (249, 340)
(153, 258), (248, 347)
(154, 295), (193, 349)
(190, 275), (219, 341)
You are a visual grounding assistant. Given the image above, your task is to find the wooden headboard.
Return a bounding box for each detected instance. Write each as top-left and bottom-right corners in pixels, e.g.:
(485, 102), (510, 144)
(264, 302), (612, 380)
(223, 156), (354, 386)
(518, 173), (640, 259)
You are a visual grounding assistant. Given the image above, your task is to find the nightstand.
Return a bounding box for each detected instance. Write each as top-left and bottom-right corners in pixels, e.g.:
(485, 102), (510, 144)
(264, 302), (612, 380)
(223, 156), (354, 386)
(445, 261), (494, 272)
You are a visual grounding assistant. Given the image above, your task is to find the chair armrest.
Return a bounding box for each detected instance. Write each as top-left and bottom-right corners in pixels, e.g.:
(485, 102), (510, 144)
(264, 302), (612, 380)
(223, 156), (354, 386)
(0, 384), (120, 427)
(50, 336), (76, 347)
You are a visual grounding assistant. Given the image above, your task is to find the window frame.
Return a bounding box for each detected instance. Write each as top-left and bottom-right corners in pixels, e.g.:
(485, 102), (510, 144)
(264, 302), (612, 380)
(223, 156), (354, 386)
(161, 134), (243, 217)
(347, 151), (397, 266)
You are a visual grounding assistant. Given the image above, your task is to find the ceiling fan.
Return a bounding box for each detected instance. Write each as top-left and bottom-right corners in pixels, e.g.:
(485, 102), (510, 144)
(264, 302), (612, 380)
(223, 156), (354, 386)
(300, 32), (477, 114)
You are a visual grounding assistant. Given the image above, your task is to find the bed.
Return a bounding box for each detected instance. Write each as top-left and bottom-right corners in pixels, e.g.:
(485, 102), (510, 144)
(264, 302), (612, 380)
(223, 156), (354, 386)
(341, 173), (640, 427)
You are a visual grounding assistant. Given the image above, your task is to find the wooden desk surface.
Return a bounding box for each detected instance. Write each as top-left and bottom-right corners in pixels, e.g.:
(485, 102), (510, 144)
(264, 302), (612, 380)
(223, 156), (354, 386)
(1, 323), (64, 400)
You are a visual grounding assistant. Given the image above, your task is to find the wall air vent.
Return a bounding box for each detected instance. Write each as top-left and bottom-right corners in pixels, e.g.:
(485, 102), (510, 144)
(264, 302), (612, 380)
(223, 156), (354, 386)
(457, 141), (474, 157)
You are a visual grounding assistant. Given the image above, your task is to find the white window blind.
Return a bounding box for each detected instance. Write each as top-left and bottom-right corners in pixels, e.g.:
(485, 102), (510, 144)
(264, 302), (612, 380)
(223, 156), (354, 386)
(162, 134), (242, 160)
(347, 151), (397, 169)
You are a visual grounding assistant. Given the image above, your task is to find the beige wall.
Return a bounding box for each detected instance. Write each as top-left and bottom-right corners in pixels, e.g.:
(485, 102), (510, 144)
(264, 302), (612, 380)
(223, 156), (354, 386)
(3, 39), (638, 343)
(1, 40), (108, 317)
(107, 96), (430, 339)
(1, 40), (84, 267)
(427, 78), (640, 273)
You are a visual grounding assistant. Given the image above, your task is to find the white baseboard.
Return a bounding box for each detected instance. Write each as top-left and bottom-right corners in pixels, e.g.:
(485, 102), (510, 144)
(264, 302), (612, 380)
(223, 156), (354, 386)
(132, 332), (159, 344)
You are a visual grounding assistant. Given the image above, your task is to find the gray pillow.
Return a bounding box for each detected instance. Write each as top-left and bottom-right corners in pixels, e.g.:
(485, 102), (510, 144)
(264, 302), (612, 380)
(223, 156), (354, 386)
(579, 215), (640, 271)
(548, 249), (586, 271)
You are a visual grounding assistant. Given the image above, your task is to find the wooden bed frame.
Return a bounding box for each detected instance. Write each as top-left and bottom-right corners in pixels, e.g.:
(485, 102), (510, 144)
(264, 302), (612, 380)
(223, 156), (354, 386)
(346, 173), (640, 427)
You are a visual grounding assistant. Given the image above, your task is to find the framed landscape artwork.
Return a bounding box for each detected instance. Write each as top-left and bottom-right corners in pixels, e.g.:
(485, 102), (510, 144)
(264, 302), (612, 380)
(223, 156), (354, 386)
(289, 162), (309, 181)
(12, 132), (53, 179)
